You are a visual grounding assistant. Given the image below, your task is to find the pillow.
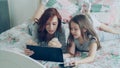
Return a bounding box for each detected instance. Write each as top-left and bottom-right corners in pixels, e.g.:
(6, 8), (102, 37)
(44, 0), (79, 22)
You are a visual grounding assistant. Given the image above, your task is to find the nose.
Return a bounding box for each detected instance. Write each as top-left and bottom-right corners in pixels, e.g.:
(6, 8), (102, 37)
(49, 24), (53, 30)
(71, 29), (75, 34)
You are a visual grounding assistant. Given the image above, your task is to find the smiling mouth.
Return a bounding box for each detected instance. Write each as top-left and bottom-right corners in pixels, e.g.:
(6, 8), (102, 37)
(48, 30), (54, 33)
(73, 34), (76, 36)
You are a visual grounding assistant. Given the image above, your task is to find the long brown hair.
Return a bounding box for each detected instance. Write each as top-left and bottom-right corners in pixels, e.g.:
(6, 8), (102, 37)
(68, 14), (101, 50)
(36, 8), (62, 42)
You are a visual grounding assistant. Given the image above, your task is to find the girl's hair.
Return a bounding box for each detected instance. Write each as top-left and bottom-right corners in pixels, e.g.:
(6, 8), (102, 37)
(36, 8), (62, 42)
(68, 14), (101, 50)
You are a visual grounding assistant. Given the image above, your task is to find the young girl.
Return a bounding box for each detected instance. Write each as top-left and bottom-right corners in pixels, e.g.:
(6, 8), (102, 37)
(25, 8), (67, 56)
(67, 14), (101, 65)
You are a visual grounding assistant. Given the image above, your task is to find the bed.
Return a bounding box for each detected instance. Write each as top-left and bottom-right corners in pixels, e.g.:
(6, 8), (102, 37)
(0, 0), (120, 67)
(0, 21), (120, 68)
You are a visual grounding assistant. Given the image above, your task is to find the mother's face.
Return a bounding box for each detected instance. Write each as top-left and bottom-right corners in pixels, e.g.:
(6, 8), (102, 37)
(46, 16), (58, 35)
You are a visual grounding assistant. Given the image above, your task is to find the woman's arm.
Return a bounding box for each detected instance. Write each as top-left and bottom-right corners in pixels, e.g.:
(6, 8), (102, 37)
(32, 3), (45, 21)
(59, 28), (68, 53)
(25, 39), (38, 56)
(26, 39), (38, 45)
(48, 29), (66, 49)
(48, 38), (62, 48)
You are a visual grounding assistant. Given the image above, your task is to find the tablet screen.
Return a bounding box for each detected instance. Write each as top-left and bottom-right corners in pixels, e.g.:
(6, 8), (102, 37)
(26, 45), (64, 62)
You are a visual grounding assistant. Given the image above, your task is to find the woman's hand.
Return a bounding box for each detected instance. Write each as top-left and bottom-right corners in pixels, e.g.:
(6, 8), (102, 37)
(24, 49), (34, 56)
(26, 39), (38, 45)
(48, 38), (62, 48)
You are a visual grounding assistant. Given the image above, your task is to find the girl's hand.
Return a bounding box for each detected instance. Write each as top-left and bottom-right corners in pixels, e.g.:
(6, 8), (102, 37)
(69, 60), (79, 66)
(48, 38), (62, 48)
(75, 51), (81, 57)
(24, 49), (34, 56)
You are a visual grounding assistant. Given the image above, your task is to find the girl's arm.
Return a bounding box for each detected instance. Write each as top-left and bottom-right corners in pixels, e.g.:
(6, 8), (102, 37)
(68, 42), (76, 56)
(72, 42), (97, 65)
(63, 42), (75, 58)
(99, 23), (120, 34)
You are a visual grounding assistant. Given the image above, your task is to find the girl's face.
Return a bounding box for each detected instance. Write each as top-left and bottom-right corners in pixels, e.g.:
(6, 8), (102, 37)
(46, 16), (58, 35)
(70, 22), (81, 39)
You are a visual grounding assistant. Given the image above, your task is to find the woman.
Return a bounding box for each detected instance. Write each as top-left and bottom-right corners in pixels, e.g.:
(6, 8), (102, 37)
(25, 8), (67, 56)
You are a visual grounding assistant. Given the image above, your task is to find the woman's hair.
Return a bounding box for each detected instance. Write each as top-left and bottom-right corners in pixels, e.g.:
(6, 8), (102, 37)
(36, 8), (62, 42)
(68, 14), (101, 50)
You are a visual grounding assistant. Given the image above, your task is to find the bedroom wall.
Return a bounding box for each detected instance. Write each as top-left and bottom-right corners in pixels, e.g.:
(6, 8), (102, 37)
(8, 0), (40, 27)
(0, 0), (10, 33)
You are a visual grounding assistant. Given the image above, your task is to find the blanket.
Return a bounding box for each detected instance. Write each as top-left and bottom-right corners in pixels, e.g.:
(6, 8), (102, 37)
(41, 38), (120, 68)
(0, 22), (120, 68)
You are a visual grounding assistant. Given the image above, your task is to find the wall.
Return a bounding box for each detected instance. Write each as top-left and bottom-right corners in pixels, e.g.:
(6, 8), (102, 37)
(0, 0), (10, 33)
(8, 0), (40, 27)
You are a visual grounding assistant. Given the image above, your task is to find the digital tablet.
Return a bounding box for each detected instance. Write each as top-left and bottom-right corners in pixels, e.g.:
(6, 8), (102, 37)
(26, 45), (64, 62)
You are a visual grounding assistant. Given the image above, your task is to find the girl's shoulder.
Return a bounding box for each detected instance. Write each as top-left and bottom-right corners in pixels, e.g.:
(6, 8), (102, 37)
(88, 35), (97, 47)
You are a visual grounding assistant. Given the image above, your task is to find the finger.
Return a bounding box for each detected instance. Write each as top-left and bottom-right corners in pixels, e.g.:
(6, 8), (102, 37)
(29, 51), (34, 56)
(69, 62), (75, 66)
(48, 41), (53, 46)
(24, 49), (34, 56)
(50, 41), (56, 45)
(24, 49), (30, 53)
(51, 39), (59, 45)
(24, 49), (30, 51)
(51, 38), (58, 42)
(26, 51), (34, 56)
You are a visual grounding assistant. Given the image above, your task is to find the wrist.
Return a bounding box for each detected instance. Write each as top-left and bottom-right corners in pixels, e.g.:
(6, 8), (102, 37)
(77, 61), (82, 65)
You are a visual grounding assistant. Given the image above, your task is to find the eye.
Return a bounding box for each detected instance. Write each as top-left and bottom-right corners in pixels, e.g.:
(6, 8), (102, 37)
(53, 23), (56, 25)
(53, 22), (57, 25)
(75, 28), (78, 31)
(46, 22), (50, 25)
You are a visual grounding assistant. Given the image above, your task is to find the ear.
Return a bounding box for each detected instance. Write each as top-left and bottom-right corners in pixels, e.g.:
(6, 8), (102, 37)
(83, 28), (87, 32)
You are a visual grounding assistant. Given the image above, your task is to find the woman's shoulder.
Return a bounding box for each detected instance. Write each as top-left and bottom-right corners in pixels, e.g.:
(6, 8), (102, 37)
(27, 20), (38, 40)
(56, 24), (66, 34)
(28, 20), (38, 28)
(28, 20), (38, 33)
